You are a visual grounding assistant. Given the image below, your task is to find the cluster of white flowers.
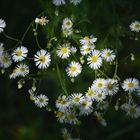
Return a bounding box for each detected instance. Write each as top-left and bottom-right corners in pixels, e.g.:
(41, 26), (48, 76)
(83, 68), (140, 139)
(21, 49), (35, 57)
(52, 0), (82, 6)
(62, 17), (73, 37)
(0, 13), (140, 140)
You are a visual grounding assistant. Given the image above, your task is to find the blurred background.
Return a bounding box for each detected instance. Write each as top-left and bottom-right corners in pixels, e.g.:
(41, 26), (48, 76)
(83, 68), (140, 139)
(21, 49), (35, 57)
(0, 0), (140, 139)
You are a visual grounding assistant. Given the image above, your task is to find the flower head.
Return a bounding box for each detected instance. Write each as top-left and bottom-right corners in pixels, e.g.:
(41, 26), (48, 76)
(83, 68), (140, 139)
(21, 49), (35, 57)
(0, 19), (6, 33)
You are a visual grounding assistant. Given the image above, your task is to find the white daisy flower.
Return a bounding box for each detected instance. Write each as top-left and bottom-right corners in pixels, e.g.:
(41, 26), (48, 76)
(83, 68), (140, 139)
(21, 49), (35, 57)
(92, 78), (106, 92)
(0, 52), (12, 68)
(80, 35), (97, 45)
(56, 95), (69, 111)
(70, 46), (77, 54)
(34, 50), (51, 69)
(85, 86), (96, 101)
(69, 0), (82, 5)
(101, 48), (116, 62)
(121, 101), (140, 118)
(62, 28), (73, 37)
(57, 43), (71, 59)
(62, 128), (72, 140)
(70, 93), (84, 106)
(0, 19), (6, 33)
(96, 101), (109, 110)
(105, 79), (119, 95)
(94, 91), (107, 102)
(62, 18), (73, 30)
(130, 20), (140, 32)
(52, 0), (66, 6)
(34, 94), (49, 108)
(79, 98), (93, 115)
(66, 61), (82, 77)
(16, 63), (29, 77)
(80, 44), (95, 56)
(87, 50), (102, 70)
(12, 46), (28, 62)
(56, 110), (66, 123)
(122, 78), (140, 92)
(66, 110), (78, 125)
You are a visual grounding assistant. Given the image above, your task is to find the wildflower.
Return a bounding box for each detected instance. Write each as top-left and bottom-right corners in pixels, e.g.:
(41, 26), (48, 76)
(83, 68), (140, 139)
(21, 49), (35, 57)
(57, 43), (71, 59)
(34, 94), (49, 108)
(35, 16), (49, 26)
(87, 50), (102, 70)
(80, 35), (97, 45)
(34, 50), (51, 69)
(69, 0), (82, 5)
(80, 44), (95, 56)
(130, 20), (140, 32)
(62, 18), (73, 30)
(66, 61), (82, 77)
(0, 52), (12, 68)
(12, 46), (28, 62)
(101, 48), (116, 62)
(122, 78), (140, 92)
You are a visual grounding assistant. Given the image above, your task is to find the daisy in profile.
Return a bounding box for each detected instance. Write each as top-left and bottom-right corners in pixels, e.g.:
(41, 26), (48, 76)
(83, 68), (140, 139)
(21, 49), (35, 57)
(101, 48), (116, 62)
(122, 78), (140, 92)
(0, 52), (12, 68)
(62, 28), (73, 37)
(130, 20), (140, 32)
(9, 68), (19, 79)
(87, 50), (102, 69)
(62, 18), (73, 30)
(16, 63), (29, 77)
(0, 19), (6, 33)
(66, 110), (78, 125)
(56, 110), (66, 123)
(70, 93), (84, 106)
(92, 78), (106, 92)
(52, 0), (66, 6)
(80, 44), (95, 56)
(70, 46), (77, 54)
(105, 79), (119, 95)
(69, 0), (82, 5)
(80, 35), (97, 45)
(34, 94), (49, 108)
(34, 50), (51, 69)
(57, 43), (71, 59)
(12, 46), (28, 62)
(66, 61), (82, 77)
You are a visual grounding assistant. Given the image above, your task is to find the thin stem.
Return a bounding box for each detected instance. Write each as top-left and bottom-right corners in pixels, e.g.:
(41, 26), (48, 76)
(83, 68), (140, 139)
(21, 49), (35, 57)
(35, 35), (42, 49)
(3, 32), (20, 42)
(97, 69), (109, 78)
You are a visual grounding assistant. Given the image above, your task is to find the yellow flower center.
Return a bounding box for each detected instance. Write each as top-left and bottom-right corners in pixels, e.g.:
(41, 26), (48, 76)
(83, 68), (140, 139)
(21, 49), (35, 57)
(134, 24), (140, 29)
(58, 99), (65, 104)
(61, 48), (68, 53)
(69, 112), (75, 119)
(108, 83), (113, 90)
(84, 37), (91, 41)
(74, 97), (80, 102)
(66, 21), (71, 26)
(88, 89), (93, 96)
(70, 66), (76, 72)
(57, 111), (64, 118)
(91, 56), (97, 63)
(16, 50), (22, 56)
(39, 56), (46, 63)
(128, 82), (134, 88)
(129, 107), (136, 114)
(82, 101), (88, 107)
(98, 93), (102, 98)
(106, 52), (111, 57)
(98, 83), (103, 88)
(85, 47), (90, 52)
(20, 67), (25, 72)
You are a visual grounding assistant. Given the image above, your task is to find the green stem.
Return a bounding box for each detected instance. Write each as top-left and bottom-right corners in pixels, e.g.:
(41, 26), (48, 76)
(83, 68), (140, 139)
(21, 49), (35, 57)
(3, 32), (20, 42)
(35, 35), (42, 49)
